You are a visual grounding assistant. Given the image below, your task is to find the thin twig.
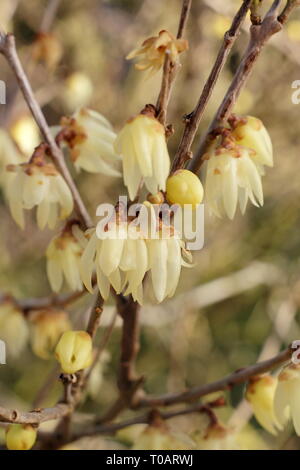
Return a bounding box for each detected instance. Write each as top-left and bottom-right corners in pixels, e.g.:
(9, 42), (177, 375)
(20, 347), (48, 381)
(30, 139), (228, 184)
(156, 0), (192, 125)
(136, 346), (292, 408)
(73, 398), (225, 440)
(172, 0), (252, 172)
(95, 296), (142, 425)
(40, 0), (61, 33)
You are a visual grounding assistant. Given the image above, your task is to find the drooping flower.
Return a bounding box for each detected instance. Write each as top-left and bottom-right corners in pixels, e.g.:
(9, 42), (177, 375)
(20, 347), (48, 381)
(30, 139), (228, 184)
(58, 108), (121, 176)
(0, 299), (29, 358)
(115, 109), (170, 200)
(29, 309), (71, 360)
(274, 363), (300, 435)
(55, 330), (93, 374)
(80, 203), (192, 305)
(166, 169), (204, 207)
(46, 224), (83, 292)
(230, 115), (273, 168)
(5, 145), (73, 229)
(80, 221), (148, 304)
(127, 30), (188, 76)
(6, 424), (37, 451)
(204, 139), (264, 219)
(245, 374), (282, 435)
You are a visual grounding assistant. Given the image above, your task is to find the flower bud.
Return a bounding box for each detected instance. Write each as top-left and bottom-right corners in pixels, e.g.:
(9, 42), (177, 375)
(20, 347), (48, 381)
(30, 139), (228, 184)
(245, 374), (281, 435)
(29, 309), (71, 360)
(230, 115), (273, 167)
(6, 424), (37, 450)
(55, 330), (93, 374)
(166, 169), (204, 207)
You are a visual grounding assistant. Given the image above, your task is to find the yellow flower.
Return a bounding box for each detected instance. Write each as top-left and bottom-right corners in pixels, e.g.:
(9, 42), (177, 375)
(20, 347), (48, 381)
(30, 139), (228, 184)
(80, 222), (148, 303)
(59, 108), (121, 176)
(55, 330), (93, 374)
(29, 309), (71, 360)
(46, 225), (83, 292)
(274, 363), (300, 435)
(245, 374), (282, 435)
(127, 30), (188, 76)
(115, 111), (170, 200)
(0, 299), (29, 358)
(204, 141), (264, 219)
(145, 229), (191, 304)
(166, 169), (204, 207)
(5, 151), (73, 230)
(6, 424), (37, 450)
(230, 115), (273, 168)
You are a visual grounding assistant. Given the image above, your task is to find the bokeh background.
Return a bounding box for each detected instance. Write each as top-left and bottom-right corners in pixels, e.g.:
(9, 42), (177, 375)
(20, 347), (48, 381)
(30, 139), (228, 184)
(1, 0), (300, 450)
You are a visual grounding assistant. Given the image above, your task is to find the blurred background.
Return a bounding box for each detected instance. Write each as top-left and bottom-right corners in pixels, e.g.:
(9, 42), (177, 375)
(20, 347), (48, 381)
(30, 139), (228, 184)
(1, 0), (300, 450)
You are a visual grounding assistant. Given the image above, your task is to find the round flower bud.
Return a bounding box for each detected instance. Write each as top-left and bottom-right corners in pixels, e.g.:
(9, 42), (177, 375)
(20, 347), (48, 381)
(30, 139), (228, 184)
(6, 424), (37, 450)
(166, 169), (204, 207)
(55, 330), (93, 374)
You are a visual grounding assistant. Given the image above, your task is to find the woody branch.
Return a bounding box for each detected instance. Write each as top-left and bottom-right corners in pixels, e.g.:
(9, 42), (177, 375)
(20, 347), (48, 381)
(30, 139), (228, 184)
(189, 0), (299, 173)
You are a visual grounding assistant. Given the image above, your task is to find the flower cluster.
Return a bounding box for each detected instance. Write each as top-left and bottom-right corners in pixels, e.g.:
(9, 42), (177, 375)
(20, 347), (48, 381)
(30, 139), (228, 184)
(204, 115), (273, 219)
(80, 204), (192, 304)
